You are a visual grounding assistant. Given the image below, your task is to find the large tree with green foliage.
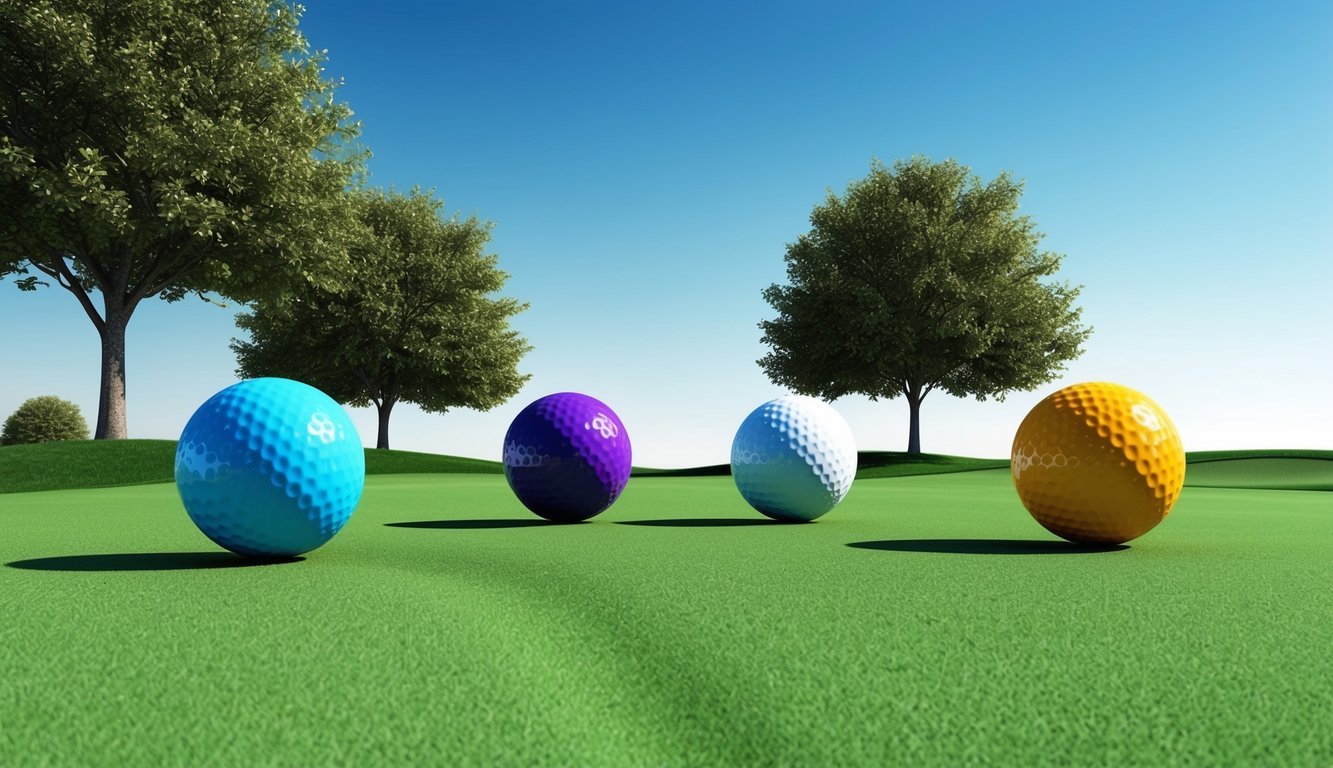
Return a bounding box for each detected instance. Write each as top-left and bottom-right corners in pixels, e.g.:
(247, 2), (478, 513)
(0, 0), (360, 439)
(232, 187), (531, 450)
(759, 157), (1092, 454)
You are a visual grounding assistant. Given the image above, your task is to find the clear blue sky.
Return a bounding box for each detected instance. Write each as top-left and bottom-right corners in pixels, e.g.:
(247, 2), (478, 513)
(2, 0), (1330, 466)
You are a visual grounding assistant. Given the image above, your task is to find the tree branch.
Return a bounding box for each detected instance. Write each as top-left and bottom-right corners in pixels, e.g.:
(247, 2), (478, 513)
(352, 368), (381, 408)
(42, 250), (106, 334)
(137, 249), (209, 301)
(68, 237), (115, 293)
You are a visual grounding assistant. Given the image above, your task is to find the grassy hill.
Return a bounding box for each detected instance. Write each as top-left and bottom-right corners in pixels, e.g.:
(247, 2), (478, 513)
(1179, 450), (1333, 492)
(0, 440), (501, 494)
(856, 452), (1010, 479)
(634, 452), (1009, 479)
(0, 439), (180, 494)
(1, 440), (1329, 494)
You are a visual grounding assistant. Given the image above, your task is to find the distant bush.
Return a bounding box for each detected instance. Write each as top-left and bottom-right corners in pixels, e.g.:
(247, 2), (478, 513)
(1, 396), (90, 445)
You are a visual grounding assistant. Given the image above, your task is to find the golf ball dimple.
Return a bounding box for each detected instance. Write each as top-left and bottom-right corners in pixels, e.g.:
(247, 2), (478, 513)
(175, 378), (365, 557)
(503, 392), (632, 522)
(731, 395), (858, 522)
(1012, 381), (1185, 545)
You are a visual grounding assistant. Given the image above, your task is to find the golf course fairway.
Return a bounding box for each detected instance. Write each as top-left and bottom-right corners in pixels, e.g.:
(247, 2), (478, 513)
(2, 471), (1329, 765)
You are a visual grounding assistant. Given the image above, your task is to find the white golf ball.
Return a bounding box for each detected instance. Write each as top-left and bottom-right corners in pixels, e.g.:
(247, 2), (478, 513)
(731, 395), (858, 522)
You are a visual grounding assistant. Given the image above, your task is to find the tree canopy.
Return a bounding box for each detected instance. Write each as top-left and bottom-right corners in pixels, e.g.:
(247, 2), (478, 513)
(232, 187), (531, 450)
(759, 157), (1092, 453)
(0, 0), (361, 438)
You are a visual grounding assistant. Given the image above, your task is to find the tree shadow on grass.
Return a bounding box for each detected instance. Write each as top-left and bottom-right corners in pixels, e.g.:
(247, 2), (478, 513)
(847, 539), (1128, 555)
(618, 518), (790, 528)
(5, 552), (303, 572)
(385, 519), (576, 530)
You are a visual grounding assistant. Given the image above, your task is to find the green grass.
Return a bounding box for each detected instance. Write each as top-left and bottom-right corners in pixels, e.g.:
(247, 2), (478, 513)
(6, 440), (1330, 494)
(631, 462), (732, 477)
(0, 439), (178, 493)
(1, 471), (1329, 765)
(0, 442), (1010, 492)
(0, 439), (504, 494)
(362, 446), (502, 476)
(1184, 448), (1333, 462)
(632, 452), (1010, 479)
(855, 451), (1010, 478)
(1182, 449), (1333, 491)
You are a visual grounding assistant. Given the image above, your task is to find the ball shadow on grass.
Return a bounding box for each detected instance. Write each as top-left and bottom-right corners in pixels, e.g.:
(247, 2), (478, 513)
(617, 518), (789, 527)
(385, 519), (579, 530)
(5, 552), (303, 571)
(847, 539), (1129, 555)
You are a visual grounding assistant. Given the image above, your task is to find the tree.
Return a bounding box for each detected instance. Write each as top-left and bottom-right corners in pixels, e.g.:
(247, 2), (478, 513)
(232, 187), (531, 450)
(0, 0), (361, 439)
(1, 395), (89, 444)
(759, 157), (1092, 454)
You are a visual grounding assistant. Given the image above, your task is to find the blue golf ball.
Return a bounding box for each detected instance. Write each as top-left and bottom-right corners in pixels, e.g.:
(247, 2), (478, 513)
(175, 378), (365, 557)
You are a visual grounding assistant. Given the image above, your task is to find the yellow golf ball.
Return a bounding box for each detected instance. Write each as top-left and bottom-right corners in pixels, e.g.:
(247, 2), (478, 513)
(1011, 382), (1185, 545)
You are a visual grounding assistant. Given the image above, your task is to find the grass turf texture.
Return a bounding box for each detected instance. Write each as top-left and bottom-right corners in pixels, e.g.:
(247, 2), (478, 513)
(2, 472), (1329, 764)
(0, 439), (504, 494)
(5, 440), (1329, 494)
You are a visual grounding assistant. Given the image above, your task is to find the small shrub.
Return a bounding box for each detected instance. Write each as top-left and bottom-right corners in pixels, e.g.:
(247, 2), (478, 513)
(1, 396), (90, 445)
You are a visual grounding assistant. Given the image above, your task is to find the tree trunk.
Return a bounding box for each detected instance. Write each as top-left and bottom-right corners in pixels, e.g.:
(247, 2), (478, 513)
(95, 307), (131, 440)
(375, 397), (396, 450)
(906, 388), (923, 455)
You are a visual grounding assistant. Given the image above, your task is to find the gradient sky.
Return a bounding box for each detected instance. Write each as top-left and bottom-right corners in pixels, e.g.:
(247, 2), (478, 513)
(2, 0), (1330, 466)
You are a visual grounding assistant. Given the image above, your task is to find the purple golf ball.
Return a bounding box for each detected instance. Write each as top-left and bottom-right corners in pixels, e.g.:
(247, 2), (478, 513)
(502, 392), (632, 522)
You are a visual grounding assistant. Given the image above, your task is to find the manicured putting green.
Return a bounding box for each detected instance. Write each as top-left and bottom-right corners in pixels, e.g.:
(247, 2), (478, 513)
(2, 471), (1328, 764)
